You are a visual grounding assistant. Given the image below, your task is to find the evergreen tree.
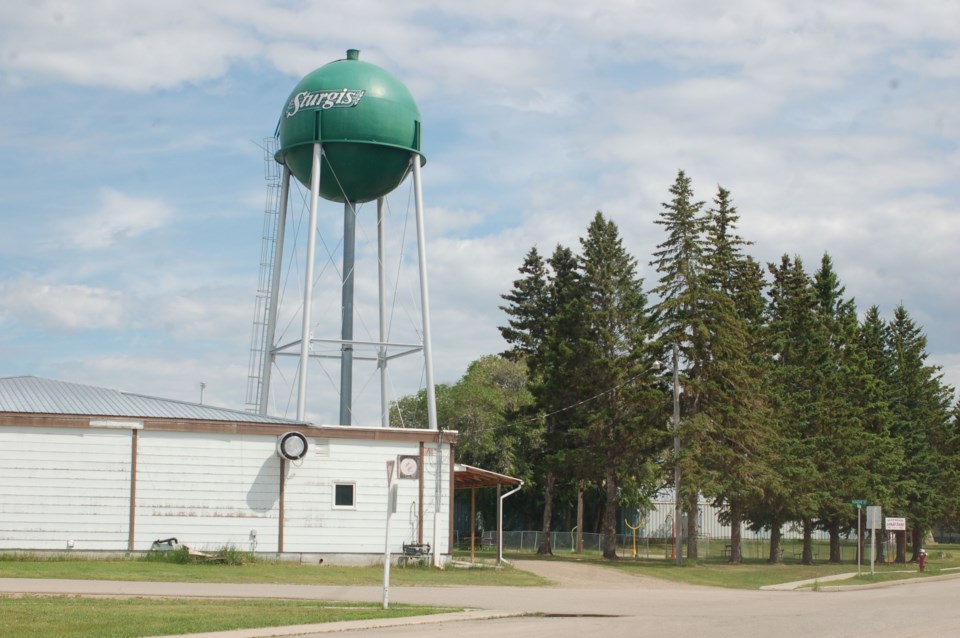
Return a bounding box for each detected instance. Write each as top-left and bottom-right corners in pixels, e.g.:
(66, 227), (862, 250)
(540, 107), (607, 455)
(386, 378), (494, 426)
(886, 305), (957, 561)
(810, 255), (873, 562)
(533, 244), (588, 555)
(704, 186), (751, 296)
(850, 306), (904, 564)
(758, 255), (823, 563)
(499, 242), (589, 555)
(573, 212), (660, 559)
(699, 185), (775, 564)
(499, 247), (549, 369)
(650, 170), (711, 558)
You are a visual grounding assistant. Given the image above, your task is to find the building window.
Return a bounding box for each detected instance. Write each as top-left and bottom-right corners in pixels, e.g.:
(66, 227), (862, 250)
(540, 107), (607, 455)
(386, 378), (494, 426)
(333, 482), (355, 509)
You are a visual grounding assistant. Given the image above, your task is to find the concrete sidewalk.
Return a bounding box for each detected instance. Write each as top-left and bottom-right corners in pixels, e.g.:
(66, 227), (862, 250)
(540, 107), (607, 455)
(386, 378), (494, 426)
(760, 572), (860, 591)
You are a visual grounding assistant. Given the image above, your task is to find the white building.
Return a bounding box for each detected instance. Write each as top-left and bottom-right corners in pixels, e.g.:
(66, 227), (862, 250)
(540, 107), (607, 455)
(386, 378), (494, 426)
(0, 376), (459, 563)
(637, 491), (830, 542)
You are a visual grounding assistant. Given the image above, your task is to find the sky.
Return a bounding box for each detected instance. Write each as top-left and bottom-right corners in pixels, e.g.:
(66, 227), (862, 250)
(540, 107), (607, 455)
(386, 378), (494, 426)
(0, 0), (957, 425)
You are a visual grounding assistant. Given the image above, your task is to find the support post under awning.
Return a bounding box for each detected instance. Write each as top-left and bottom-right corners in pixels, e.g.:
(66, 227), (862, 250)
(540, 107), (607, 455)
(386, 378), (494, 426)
(453, 464), (522, 565)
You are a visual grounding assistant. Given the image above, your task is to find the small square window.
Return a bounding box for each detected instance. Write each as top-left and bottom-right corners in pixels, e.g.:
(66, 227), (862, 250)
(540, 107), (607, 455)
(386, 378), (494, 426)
(333, 483), (355, 509)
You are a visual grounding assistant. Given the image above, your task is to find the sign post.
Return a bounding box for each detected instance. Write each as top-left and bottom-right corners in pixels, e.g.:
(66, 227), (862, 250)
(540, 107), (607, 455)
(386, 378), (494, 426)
(886, 517), (907, 566)
(866, 506), (881, 576)
(383, 460), (395, 609)
(851, 499), (867, 576)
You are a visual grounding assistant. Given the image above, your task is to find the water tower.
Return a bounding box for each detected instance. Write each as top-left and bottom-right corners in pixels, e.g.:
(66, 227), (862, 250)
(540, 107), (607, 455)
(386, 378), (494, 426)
(247, 49), (438, 430)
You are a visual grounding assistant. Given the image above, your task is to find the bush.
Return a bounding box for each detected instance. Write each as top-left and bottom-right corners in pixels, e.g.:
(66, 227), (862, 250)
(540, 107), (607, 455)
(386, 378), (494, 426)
(213, 545), (256, 566)
(143, 545), (256, 565)
(144, 546), (192, 564)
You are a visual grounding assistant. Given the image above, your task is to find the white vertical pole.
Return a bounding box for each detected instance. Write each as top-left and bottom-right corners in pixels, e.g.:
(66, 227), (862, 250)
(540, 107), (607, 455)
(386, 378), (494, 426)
(382, 497), (392, 609)
(296, 143), (322, 421)
(673, 343), (682, 567)
(377, 197), (389, 428)
(498, 482), (523, 565)
(857, 506), (862, 577)
(260, 166), (291, 416)
(383, 464), (395, 609)
(410, 155), (438, 432)
(411, 154), (441, 566)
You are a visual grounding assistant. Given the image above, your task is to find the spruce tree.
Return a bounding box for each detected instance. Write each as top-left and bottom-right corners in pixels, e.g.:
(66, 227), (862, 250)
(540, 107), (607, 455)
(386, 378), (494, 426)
(650, 170), (711, 558)
(760, 255), (823, 563)
(810, 255), (867, 562)
(500, 241), (594, 555)
(886, 305), (957, 561)
(574, 212), (660, 559)
(499, 247), (549, 368)
(699, 185), (774, 564)
(534, 244), (588, 555)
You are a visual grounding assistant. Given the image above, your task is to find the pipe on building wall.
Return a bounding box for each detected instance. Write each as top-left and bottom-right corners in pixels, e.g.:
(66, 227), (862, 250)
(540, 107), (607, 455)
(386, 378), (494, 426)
(498, 481), (523, 565)
(127, 429), (138, 551)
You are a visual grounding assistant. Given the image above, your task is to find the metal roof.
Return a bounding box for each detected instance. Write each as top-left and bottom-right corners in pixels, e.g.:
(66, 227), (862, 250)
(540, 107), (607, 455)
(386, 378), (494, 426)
(0, 376), (307, 425)
(454, 464), (522, 490)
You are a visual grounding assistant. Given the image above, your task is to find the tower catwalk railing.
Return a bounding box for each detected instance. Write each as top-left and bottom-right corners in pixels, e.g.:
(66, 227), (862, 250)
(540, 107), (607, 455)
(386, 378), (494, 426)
(245, 137), (282, 412)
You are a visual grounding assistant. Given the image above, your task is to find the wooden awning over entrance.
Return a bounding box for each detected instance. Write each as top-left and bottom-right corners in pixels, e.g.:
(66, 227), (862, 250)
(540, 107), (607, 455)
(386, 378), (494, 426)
(454, 464), (522, 490)
(453, 464), (522, 564)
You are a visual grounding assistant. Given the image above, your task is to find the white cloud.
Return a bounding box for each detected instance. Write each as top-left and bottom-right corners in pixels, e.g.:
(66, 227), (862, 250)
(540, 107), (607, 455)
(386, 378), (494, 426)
(0, 276), (126, 332)
(0, 1), (258, 89)
(144, 288), (254, 344)
(63, 189), (174, 250)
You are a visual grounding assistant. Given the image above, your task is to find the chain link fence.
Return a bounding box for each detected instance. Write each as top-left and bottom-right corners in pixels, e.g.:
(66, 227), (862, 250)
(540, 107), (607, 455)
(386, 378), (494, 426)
(463, 530), (864, 561)
(478, 530), (675, 557)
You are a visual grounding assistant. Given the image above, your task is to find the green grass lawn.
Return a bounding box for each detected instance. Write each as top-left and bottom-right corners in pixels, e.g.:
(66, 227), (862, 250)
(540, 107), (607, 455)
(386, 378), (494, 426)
(0, 596), (456, 638)
(604, 556), (883, 589)
(0, 552), (493, 637)
(0, 552), (547, 587)
(498, 541), (960, 590)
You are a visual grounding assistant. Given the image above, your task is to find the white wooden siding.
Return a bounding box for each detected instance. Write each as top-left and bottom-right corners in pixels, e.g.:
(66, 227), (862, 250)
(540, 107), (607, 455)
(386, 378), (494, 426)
(133, 430), (278, 552)
(0, 424), (452, 556)
(0, 427), (131, 550)
(283, 438), (449, 554)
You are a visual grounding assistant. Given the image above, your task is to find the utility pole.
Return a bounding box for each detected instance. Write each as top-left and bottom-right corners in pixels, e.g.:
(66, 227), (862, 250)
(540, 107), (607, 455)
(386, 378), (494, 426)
(672, 343), (682, 567)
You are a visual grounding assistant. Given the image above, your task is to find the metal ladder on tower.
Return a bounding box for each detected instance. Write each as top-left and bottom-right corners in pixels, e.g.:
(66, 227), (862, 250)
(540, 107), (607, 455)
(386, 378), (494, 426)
(244, 137), (282, 413)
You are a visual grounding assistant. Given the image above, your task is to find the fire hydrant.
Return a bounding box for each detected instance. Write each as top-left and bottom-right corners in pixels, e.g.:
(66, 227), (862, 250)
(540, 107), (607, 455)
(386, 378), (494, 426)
(918, 550), (927, 572)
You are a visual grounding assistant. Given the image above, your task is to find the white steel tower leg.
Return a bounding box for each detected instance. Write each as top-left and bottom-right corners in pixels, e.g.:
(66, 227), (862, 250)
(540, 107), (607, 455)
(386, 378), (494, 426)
(377, 197), (389, 428)
(296, 143), (322, 421)
(411, 154), (441, 566)
(259, 166), (291, 416)
(411, 156), (438, 433)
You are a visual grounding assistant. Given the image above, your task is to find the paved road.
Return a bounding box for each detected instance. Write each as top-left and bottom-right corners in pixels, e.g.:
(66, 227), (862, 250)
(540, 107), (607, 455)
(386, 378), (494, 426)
(3, 560), (960, 637)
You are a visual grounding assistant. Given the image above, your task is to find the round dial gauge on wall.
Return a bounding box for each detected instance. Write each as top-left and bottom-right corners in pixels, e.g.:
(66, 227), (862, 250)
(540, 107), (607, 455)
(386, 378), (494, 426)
(398, 455), (419, 478)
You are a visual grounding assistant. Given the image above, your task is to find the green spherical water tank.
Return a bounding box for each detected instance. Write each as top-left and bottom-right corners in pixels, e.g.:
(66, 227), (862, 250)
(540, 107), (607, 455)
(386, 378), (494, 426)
(275, 49), (423, 203)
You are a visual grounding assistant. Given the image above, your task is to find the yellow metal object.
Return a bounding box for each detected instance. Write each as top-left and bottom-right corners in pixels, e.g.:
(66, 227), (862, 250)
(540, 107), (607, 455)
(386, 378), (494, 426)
(624, 518), (643, 558)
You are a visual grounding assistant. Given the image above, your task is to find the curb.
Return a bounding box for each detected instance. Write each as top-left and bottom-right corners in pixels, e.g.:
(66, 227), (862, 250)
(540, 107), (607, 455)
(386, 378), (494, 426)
(821, 571), (960, 592)
(142, 609), (525, 638)
(761, 570), (960, 592)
